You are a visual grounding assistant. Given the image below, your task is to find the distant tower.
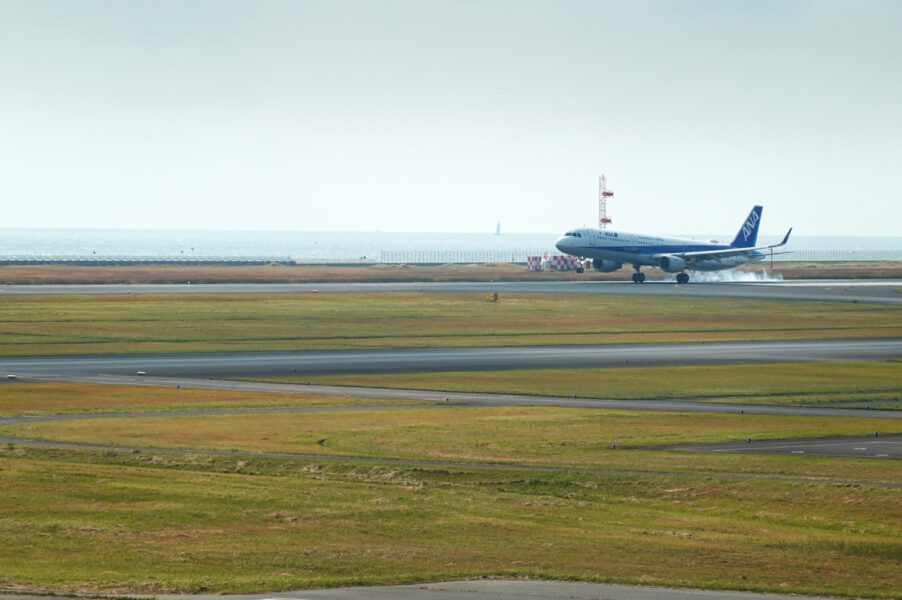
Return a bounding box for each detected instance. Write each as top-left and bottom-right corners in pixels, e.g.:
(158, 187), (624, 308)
(495, 222), (501, 235)
(599, 175), (613, 228)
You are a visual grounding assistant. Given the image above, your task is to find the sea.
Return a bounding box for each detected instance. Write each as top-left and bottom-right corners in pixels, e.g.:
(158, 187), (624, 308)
(0, 228), (900, 263)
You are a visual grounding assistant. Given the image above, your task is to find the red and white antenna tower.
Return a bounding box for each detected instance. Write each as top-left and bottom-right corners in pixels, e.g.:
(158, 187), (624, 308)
(599, 175), (613, 228)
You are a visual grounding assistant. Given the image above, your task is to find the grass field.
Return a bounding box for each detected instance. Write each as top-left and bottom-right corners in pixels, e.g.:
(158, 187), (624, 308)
(1, 445), (901, 598)
(262, 361), (902, 408)
(4, 404), (902, 483)
(2, 381), (902, 597)
(2, 284), (901, 598)
(1, 293), (900, 356)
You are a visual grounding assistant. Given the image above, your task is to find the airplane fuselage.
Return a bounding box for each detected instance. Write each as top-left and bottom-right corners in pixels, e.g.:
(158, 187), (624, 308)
(555, 229), (763, 271)
(554, 205), (790, 283)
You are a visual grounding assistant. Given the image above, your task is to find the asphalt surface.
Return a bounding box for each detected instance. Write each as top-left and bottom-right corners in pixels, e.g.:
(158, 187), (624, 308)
(663, 434), (902, 458)
(17, 375), (902, 420)
(0, 581), (852, 600)
(3, 338), (901, 378)
(1, 278), (901, 304)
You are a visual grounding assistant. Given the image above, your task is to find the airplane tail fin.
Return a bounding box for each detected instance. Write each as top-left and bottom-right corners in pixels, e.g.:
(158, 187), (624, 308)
(730, 205), (763, 248)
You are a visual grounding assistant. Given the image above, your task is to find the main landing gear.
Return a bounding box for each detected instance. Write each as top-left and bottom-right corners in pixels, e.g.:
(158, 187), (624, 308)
(676, 272), (690, 284)
(631, 266), (646, 284)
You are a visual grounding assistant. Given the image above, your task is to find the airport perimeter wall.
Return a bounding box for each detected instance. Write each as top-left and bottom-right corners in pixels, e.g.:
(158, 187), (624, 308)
(378, 249), (902, 264)
(0, 249), (900, 266)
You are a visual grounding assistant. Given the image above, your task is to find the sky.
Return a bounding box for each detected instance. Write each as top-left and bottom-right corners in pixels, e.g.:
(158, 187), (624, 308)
(1, 0), (900, 235)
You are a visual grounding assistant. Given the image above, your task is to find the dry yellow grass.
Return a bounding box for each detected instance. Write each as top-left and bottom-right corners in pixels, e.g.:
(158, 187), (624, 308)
(6, 406), (902, 483)
(1, 261), (901, 284)
(0, 382), (428, 416)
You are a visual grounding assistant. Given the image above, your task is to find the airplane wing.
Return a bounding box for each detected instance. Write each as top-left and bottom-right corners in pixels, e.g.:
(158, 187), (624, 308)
(664, 228), (792, 263)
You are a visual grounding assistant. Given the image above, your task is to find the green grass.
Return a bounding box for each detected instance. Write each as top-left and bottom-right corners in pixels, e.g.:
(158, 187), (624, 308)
(1, 293), (900, 355)
(263, 361), (902, 407)
(3, 382), (902, 597)
(1, 447), (901, 598)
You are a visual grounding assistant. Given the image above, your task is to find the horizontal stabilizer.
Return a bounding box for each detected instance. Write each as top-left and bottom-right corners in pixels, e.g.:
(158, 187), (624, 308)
(659, 226), (793, 265)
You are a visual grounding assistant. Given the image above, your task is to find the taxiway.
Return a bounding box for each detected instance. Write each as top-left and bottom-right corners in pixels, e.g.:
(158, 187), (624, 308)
(3, 338), (901, 379)
(663, 434), (902, 458)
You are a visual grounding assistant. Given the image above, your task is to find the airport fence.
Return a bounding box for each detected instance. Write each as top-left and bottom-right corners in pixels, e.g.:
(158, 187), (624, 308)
(378, 250), (547, 264)
(772, 249), (902, 262)
(378, 249), (902, 264)
(0, 256), (296, 266)
(1, 249), (900, 266)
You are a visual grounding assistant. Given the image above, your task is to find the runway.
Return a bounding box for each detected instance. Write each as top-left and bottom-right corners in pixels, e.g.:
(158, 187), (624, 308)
(3, 338), (901, 379)
(1, 279), (901, 304)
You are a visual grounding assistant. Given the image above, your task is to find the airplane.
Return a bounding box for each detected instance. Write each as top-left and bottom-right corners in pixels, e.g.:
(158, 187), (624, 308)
(554, 205), (791, 283)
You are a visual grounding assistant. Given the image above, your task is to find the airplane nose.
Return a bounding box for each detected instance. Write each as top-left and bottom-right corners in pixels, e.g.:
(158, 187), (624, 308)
(554, 236), (568, 253)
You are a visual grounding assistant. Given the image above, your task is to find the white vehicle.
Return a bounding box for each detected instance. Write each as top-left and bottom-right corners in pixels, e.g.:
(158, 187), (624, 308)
(554, 206), (791, 283)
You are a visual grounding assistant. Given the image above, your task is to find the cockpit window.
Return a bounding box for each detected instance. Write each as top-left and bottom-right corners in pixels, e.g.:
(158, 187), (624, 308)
(564, 231), (582, 237)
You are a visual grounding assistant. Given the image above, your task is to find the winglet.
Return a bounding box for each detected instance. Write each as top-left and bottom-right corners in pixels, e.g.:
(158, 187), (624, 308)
(779, 227), (792, 246)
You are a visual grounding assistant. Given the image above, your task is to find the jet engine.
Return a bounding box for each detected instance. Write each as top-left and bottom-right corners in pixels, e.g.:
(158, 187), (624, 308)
(592, 260), (622, 273)
(658, 255), (686, 273)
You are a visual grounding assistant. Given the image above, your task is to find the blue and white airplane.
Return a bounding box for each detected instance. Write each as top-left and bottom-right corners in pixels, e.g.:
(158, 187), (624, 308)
(554, 206), (791, 283)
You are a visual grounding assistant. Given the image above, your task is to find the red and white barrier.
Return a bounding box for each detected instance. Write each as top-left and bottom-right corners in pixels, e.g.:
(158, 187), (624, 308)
(528, 254), (580, 271)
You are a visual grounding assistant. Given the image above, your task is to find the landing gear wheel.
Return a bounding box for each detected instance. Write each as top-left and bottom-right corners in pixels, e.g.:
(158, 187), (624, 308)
(676, 273), (690, 284)
(632, 272), (646, 284)
(576, 267), (584, 274)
